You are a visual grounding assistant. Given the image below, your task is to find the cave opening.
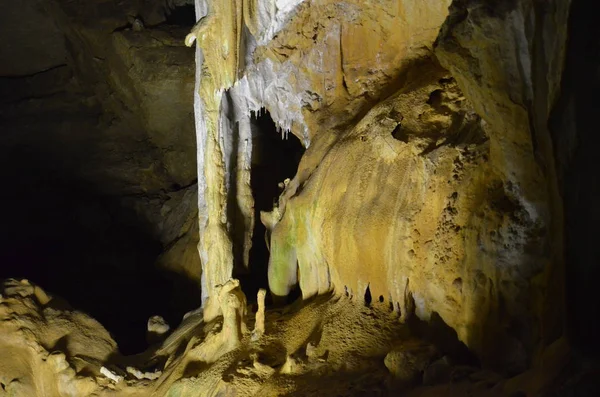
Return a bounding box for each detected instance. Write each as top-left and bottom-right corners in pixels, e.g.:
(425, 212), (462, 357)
(164, 4), (196, 26)
(241, 108), (304, 300)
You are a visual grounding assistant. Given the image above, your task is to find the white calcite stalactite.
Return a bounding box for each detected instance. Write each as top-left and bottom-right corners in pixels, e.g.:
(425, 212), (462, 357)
(192, 0), (212, 305)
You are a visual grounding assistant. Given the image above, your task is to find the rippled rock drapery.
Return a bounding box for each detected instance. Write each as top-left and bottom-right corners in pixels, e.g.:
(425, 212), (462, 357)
(190, 0), (571, 372)
(264, 0), (570, 371)
(190, 0), (455, 302)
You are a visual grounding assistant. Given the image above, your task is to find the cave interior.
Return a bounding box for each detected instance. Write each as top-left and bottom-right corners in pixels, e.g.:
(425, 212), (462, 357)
(0, 0), (599, 396)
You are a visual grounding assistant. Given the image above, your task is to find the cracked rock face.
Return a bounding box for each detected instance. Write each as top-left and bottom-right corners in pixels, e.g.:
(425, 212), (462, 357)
(0, 0), (68, 76)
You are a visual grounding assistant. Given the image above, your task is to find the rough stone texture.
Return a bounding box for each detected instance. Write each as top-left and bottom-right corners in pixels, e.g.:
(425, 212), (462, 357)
(0, 279), (583, 397)
(385, 339), (438, 384)
(255, 0), (453, 140)
(190, 0), (454, 305)
(0, 0), (67, 76)
(264, 0), (571, 373)
(49, 0), (197, 192)
(1, 0), (198, 205)
(182, 0), (571, 373)
(107, 27), (197, 186)
(267, 63), (502, 360)
(0, 0), (202, 351)
(434, 0), (570, 369)
(2, 1), (597, 395)
(0, 279), (117, 396)
(154, 185), (203, 307)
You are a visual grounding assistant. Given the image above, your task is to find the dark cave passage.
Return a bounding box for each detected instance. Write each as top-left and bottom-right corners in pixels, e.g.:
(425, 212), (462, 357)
(240, 109), (304, 301)
(164, 4), (196, 26)
(0, 0), (204, 355)
(0, 143), (189, 355)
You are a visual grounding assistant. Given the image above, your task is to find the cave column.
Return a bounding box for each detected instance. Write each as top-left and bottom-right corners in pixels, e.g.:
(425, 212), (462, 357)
(192, 0), (253, 304)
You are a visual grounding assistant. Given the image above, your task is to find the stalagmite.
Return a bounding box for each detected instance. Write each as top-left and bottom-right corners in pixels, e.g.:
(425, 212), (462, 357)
(252, 288), (266, 340)
(203, 278), (247, 329)
(215, 279), (247, 350)
(222, 291), (244, 349)
(181, 279), (248, 364)
(280, 355), (297, 375)
(147, 315), (171, 344)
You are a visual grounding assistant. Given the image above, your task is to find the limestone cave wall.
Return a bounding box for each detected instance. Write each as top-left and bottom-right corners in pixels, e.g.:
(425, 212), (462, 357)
(0, 0), (202, 352)
(189, 0), (579, 373)
(1, 0), (597, 385)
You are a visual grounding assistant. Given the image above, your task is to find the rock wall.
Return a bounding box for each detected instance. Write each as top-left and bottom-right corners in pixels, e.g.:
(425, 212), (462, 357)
(434, 0), (570, 368)
(1, 0), (579, 373)
(0, 0), (202, 350)
(263, 0), (571, 372)
(0, 0), (68, 77)
(0, 280), (118, 396)
(190, 0), (454, 302)
(551, 0), (600, 359)
(0, 0), (594, 389)
(189, 0), (572, 371)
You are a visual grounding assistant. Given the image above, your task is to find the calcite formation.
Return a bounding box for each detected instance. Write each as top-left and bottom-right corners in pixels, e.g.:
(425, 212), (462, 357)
(188, 0), (313, 303)
(147, 315), (171, 344)
(188, 0), (571, 373)
(202, 278), (248, 333)
(0, 0), (590, 395)
(434, 0), (570, 364)
(252, 288), (266, 340)
(0, 279), (117, 396)
(189, 0), (453, 301)
(384, 339), (438, 385)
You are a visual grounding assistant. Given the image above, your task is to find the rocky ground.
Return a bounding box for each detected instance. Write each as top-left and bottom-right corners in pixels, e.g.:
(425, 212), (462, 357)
(0, 278), (590, 397)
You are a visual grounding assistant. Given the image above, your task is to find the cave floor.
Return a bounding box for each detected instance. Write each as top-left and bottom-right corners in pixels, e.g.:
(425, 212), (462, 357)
(0, 279), (578, 397)
(106, 293), (412, 396)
